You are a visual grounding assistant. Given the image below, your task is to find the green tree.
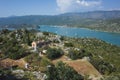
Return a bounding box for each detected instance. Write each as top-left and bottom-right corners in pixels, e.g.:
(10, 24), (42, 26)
(43, 32), (49, 36)
(64, 42), (74, 47)
(46, 48), (63, 60)
(46, 65), (59, 80)
(68, 49), (91, 60)
(90, 58), (116, 75)
(46, 62), (84, 80)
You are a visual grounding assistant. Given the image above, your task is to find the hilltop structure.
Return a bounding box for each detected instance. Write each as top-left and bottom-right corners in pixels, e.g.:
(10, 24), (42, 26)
(31, 41), (37, 51)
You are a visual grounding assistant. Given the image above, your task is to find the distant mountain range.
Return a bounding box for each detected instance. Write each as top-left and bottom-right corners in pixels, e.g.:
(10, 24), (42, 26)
(0, 10), (120, 32)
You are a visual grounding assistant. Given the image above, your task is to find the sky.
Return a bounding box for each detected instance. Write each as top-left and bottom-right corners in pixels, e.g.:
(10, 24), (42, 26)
(0, 0), (120, 17)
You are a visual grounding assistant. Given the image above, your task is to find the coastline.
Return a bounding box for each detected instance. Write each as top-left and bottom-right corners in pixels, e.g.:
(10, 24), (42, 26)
(39, 25), (120, 34)
(39, 25), (120, 47)
(67, 26), (120, 34)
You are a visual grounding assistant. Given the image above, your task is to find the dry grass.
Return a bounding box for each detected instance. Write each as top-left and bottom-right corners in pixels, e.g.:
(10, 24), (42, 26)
(65, 60), (101, 77)
(52, 56), (102, 79)
(0, 58), (27, 68)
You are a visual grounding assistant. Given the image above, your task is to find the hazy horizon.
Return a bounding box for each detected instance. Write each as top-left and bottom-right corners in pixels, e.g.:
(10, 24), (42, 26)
(0, 0), (120, 17)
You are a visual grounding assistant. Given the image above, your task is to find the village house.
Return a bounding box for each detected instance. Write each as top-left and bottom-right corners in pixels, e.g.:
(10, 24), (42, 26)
(31, 41), (37, 51)
(31, 40), (50, 51)
(31, 40), (43, 48)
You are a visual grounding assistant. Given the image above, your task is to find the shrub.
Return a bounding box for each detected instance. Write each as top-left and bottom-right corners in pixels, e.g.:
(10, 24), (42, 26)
(46, 48), (63, 60)
(90, 58), (116, 75)
(40, 57), (51, 67)
(43, 32), (49, 36)
(68, 49), (92, 60)
(46, 61), (84, 80)
(64, 42), (74, 47)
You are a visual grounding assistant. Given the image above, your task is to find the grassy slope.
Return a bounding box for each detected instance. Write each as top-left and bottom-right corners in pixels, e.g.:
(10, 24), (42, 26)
(52, 56), (102, 79)
(67, 38), (120, 74)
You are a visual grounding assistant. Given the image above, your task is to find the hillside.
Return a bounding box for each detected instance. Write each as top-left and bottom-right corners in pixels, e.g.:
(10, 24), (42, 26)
(0, 29), (120, 80)
(0, 10), (120, 33)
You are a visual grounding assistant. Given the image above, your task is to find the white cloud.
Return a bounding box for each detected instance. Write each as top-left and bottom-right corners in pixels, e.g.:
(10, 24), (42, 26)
(56, 0), (73, 12)
(56, 0), (102, 13)
(76, 0), (101, 7)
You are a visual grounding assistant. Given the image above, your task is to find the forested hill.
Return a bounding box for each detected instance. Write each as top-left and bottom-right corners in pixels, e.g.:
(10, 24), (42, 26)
(0, 10), (120, 33)
(60, 10), (120, 19)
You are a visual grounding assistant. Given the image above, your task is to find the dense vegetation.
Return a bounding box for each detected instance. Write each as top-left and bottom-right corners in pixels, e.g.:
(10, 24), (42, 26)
(46, 61), (84, 80)
(24, 53), (51, 72)
(68, 48), (92, 60)
(0, 29), (35, 59)
(0, 29), (120, 79)
(46, 48), (63, 60)
(0, 68), (28, 80)
(90, 58), (116, 75)
(64, 42), (74, 47)
(64, 37), (120, 76)
(66, 44), (116, 75)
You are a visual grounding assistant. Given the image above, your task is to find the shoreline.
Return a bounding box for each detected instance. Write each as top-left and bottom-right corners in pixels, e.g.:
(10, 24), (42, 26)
(39, 25), (120, 34)
(39, 25), (120, 47)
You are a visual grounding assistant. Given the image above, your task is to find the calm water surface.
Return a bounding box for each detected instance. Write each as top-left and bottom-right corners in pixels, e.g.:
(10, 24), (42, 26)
(39, 25), (120, 46)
